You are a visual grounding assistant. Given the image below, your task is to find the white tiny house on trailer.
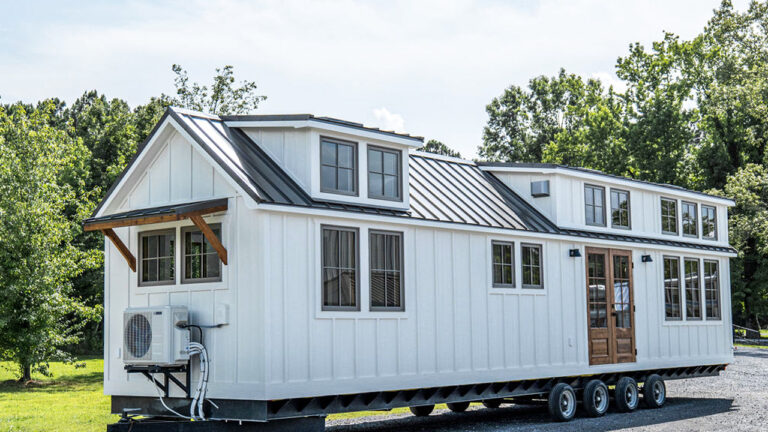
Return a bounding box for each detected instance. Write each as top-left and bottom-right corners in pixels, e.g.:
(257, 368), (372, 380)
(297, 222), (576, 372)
(87, 107), (736, 430)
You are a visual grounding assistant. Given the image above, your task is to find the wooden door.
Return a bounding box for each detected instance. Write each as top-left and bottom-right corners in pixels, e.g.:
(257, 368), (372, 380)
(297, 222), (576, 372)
(586, 248), (636, 365)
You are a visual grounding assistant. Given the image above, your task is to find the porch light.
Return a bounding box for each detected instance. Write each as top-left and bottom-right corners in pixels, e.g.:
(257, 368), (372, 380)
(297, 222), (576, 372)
(569, 249), (581, 258)
(641, 255), (653, 263)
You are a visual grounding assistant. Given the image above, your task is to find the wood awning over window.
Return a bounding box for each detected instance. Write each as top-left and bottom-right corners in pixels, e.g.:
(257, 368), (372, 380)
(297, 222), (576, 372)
(83, 198), (228, 272)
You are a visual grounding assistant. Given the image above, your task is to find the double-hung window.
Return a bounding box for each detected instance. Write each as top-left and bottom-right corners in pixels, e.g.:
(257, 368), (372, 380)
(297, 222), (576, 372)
(702, 205), (717, 239)
(584, 185), (606, 226)
(682, 202), (698, 237)
(684, 258), (701, 320)
(521, 243), (543, 288)
(320, 138), (357, 195)
(321, 226), (359, 311)
(492, 241), (515, 288)
(663, 256), (681, 320)
(368, 147), (401, 201)
(703, 260), (721, 320)
(661, 198), (678, 235)
(182, 225), (222, 283)
(369, 231), (404, 311)
(610, 189), (631, 229)
(139, 230), (175, 286)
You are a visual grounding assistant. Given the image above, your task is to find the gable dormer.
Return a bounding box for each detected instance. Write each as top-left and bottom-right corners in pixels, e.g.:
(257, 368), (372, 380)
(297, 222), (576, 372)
(224, 115), (422, 211)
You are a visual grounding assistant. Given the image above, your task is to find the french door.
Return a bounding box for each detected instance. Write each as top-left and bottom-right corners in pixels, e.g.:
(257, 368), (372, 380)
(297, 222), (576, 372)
(586, 248), (636, 365)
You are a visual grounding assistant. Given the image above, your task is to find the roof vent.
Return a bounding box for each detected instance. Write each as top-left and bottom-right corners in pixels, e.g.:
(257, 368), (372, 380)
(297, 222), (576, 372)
(531, 180), (550, 197)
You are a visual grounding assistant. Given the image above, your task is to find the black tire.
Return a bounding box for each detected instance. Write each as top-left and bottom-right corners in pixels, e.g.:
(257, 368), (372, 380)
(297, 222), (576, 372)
(447, 401), (470, 412)
(582, 379), (610, 417)
(482, 399), (503, 409)
(643, 374), (666, 408)
(409, 405), (434, 417)
(614, 377), (640, 412)
(548, 383), (577, 422)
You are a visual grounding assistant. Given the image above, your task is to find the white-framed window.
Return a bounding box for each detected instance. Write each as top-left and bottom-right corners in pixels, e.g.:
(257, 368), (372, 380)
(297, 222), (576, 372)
(369, 230), (404, 311)
(491, 241), (515, 288)
(321, 225), (359, 311)
(367, 146), (402, 201)
(661, 198), (678, 235)
(521, 243), (543, 289)
(610, 189), (631, 229)
(684, 258), (702, 320)
(682, 201), (698, 237)
(320, 137), (357, 195)
(702, 205), (717, 240)
(704, 259), (721, 320)
(663, 256), (682, 320)
(139, 229), (175, 287)
(584, 184), (606, 226)
(181, 224), (222, 284)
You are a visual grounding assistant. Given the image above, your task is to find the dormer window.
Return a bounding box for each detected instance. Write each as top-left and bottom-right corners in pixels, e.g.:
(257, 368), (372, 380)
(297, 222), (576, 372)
(320, 137), (357, 195)
(584, 184), (606, 227)
(702, 205), (717, 240)
(682, 201), (698, 237)
(661, 198), (678, 235)
(367, 146), (402, 201)
(610, 189), (630, 229)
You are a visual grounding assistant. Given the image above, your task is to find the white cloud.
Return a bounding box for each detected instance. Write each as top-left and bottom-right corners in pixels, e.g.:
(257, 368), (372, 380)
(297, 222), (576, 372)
(373, 107), (406, 133)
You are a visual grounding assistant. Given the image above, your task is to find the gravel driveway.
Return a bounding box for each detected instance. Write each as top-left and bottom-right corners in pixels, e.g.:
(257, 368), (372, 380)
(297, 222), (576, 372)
(326, 348), (768, 431)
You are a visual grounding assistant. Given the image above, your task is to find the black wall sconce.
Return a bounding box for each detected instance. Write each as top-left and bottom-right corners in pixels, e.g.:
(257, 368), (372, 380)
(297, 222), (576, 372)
(569, 249), (581, 257)
(641, 255), (653, 263)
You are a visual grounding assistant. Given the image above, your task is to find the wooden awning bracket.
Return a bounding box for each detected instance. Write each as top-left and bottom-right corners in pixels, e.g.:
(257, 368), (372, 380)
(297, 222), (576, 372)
(190, 215), (228, 265)
(102, 228), (137, 272)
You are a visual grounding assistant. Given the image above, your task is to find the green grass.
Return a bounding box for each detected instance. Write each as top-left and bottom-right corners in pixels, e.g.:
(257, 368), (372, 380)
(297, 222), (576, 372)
(0, 357), (118, 432)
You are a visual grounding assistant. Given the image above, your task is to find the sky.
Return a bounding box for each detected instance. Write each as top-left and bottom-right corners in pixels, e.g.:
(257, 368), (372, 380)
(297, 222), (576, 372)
(0, 0), (751, 158)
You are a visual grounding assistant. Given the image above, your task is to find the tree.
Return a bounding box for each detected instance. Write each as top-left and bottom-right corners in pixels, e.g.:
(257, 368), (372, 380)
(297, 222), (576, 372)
(169, 64), (267, 115)
(419, 139), (461, 158)
(0, 102), (100, 380)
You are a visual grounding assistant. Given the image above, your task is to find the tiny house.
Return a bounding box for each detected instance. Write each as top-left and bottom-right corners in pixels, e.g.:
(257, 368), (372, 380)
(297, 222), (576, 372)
(87, 108), (736, 430)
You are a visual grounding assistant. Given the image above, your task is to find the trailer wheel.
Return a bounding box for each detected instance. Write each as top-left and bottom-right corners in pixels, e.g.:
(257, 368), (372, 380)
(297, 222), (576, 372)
(643, 374), (666, 408)
(482, 399), (503, 409)
(409, 405), (434, 417)
(447, 401), (470, 412)
(614, 377), (640, 412)
(582, 379), (610, 417)
(547, 383), (577, 422)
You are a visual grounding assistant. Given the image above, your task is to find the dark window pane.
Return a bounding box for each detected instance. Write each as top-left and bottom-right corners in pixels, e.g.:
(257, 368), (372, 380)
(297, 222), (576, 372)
(338, 144), (354, 169)
(340, 270), (356, 306)
(323, 268), (339, 306)
(368, 149), (382, 173)
(204, 254), (220, 278)
(321, 141), (336, 165)
(383, 151), (398, 175)
(371, 271), (386, 307)
(369, 172), (383, 196)
(338, 168), (354, 192)
(384, 174), (398, 198)
(322, 229), (339, 267)
(321, 165), (337, 191)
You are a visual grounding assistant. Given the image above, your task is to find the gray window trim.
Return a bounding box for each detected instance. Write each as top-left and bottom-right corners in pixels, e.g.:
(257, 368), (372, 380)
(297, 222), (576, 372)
(660, 197), (679, 235)
(321, 225), (360, 312)
(138, 228), (176, 287)
(320, 136), (359, 196)
(369, 229), (405, 312)
(701, 205), (718, 241)
(681, 201), (699, 238)
(683, 257), (702, 320)
(584, 184), (606, 227)
(180, 224), (223, 284)
(491, 240), (515, 288)
(610, 188), (631, 230)
(663, 255), (682, 321)
(367, 145), (403, 202)
(703, 259), (722, 321)
(521, 243), (543, 289)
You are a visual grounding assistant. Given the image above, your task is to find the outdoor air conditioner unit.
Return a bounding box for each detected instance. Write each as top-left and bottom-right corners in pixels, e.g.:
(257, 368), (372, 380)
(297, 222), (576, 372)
(123, 306), (190, 366)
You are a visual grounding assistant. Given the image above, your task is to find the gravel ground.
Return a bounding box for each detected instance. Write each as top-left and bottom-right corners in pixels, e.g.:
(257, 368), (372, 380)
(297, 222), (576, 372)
(326, 348), (768, 432)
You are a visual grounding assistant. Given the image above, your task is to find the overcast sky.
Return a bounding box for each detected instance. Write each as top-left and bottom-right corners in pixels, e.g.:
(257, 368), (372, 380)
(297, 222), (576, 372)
(0, 0), (750, 157)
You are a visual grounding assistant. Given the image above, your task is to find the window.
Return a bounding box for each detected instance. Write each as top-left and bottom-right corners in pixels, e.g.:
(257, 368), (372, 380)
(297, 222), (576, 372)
(684, 258), (701, 320)
(521, 244), (543, 288)
(139, 230), (175, 286)
(610, 189), (631, 229)
(322, 226), (358, 311)
(320, 138), (357, 195)
(682, 202), (698, 237)
(702, 205), (717, 240)
(370, 231), (404, 311)
(704, 260), (721, 320)
(368, 147), (401, 201)
(584, 185), (606, 226)
(661, 198), (678, 235)
(664, 256), (681, 320)
(182, 225), (222, 283)
(492, 241), (515, 288)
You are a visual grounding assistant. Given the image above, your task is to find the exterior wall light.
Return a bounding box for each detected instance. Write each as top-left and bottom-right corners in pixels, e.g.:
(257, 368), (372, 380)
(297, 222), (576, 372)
(569, 249), (581, 257)
(641, 255), (653, 263)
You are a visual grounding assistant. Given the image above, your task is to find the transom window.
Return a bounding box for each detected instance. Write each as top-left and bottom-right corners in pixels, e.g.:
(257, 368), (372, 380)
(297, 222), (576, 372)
(682, 202), (698, 237)
(369, 231), (404, 311)
(321, 226), (359, 311)
(182, 225), (222, 283)
(368, 147), (401, 201)
(610, 189), (631, 229)
(702, 205), (717, 239)
(521, 243), (543, 288)
(584, 184), (606, 226)
(684, 258), (701, 320)
(492, 241), (515, 288)
(704, 260), (721, 320)
(139, 230), (175, 286)
(661, 198), (678, 235)
(320, 138), (357, 195)
(663, 256), (681, 320)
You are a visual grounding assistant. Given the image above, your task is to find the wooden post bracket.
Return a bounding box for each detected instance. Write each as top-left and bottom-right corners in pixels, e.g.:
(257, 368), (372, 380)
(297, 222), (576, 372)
(102, 228), (137, 272)
(189, 215), (228, 265)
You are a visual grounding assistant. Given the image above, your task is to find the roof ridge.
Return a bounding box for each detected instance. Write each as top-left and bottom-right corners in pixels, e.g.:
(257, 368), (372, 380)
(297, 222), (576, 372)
(410, 151), (475, 165)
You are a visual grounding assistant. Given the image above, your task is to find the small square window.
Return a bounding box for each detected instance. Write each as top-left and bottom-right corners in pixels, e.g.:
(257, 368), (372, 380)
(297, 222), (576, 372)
(368, 146), (402, 201)
(492, 241), (515, 288)
(320, 138), (357, 195)
(181, 224), (222, 283)
(139, 229), (175, 286)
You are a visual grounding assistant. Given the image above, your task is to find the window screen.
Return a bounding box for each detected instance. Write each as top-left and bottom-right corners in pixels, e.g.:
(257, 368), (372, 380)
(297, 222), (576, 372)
(322, 227), (358, 310)
(140, 230), (175, 286)
(370, 231), (403, 310)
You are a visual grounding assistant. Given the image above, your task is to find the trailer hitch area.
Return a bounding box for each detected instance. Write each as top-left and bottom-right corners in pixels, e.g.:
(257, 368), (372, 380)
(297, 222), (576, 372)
(118, 408), (141, 423)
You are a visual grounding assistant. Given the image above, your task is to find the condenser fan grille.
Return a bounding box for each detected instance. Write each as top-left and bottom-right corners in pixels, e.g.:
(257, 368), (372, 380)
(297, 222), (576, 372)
(124, 313), (152, 359)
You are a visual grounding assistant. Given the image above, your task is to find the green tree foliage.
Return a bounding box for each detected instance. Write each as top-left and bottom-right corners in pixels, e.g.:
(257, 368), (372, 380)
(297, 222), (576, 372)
(169, 64), (267, 115)
(419, 139), (462, 158)
(0, 102), (101, 381)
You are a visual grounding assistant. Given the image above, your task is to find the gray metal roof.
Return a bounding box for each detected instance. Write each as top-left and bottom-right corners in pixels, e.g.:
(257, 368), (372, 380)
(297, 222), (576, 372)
(83, 198), (228, 226)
